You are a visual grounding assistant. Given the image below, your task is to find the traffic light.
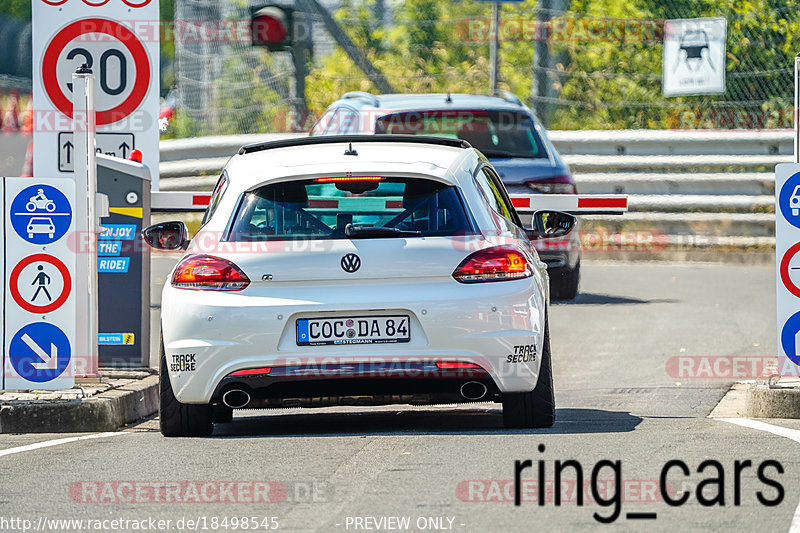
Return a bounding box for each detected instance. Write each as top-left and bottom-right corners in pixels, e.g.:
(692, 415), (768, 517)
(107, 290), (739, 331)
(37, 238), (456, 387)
(250, 5), (293, 50)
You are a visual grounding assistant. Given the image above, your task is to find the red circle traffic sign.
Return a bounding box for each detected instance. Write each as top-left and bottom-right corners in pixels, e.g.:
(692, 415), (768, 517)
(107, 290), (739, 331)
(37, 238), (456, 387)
(780, 242), (800, 298)
(41, 0), (69, 5)
(10, 254), (72, 314)
(42, 18), (150, 126)
(122, 0), (154, 6)
(83, 0), (112, 5)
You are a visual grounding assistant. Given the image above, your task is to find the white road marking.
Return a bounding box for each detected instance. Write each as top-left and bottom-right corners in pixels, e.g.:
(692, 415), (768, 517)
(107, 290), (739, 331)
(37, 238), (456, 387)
(0, 431), (127, 458)
(718, 418), (800, 533)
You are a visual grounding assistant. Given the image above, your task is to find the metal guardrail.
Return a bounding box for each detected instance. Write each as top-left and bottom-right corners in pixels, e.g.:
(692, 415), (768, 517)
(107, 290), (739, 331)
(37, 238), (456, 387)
(158, 130), (793, 177)
(156, 130), (784, 248)
(547, 129), (794, 156)
(159, 130), (794, 162)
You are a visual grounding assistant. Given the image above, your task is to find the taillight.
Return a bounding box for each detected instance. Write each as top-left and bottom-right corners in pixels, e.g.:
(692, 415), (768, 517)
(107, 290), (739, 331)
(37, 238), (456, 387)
(436, 362), (483, 370)
(229, 367), (272, 376)
(524, 175), (577, 194)
(453, 246), (532, 283)
(171, 255), (250, 291)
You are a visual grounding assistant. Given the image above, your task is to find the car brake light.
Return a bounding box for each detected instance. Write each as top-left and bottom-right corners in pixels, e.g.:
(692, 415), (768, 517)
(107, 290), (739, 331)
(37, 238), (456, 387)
(172, 255), (250, 291)
(229, 367), (272, 376)
(315, 176), (383, 183)
(453, 246), (532, 283)
(436, 362), (483, 369)
(524, 175), (577, 195)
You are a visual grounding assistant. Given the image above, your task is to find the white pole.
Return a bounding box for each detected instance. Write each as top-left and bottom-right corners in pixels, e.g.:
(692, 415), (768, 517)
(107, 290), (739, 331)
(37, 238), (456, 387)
(72, 65), (99, 378)
(490, 2), (500, 93)
(795, 53), (800, 164)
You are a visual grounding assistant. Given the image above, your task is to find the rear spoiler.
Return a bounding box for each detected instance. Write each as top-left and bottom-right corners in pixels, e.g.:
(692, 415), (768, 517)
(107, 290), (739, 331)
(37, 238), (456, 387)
(509, 194), (627, 215)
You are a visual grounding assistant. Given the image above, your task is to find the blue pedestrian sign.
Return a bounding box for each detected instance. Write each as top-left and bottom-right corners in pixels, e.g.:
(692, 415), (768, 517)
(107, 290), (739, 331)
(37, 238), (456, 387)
(8, 322), (72, 383)
(9, 184), (72, 244)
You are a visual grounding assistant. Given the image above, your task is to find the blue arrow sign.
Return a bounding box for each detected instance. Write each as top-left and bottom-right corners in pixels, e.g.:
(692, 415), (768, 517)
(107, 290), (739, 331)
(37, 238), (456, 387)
(9, 184), (72, 244)
(8, 323), (71, 383)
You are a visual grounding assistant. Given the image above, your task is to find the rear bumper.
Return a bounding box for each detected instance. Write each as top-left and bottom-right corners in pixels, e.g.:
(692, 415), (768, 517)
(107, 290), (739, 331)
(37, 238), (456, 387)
(162, 276), (548, 404)
(212, 362), (501, 408)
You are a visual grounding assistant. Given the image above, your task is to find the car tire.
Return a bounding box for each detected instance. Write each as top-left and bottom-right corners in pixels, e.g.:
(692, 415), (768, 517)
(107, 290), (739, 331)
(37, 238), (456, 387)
(551, 262), (579, 301)
(159, 337), (213, 437)
(502, 317), (555, 429)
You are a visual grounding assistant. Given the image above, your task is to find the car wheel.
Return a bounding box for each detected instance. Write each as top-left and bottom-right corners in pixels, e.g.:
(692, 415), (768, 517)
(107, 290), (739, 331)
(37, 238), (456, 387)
(551, 262), (579, 301)
(502, 316), (555, 429)
(159, 336), (213, 437)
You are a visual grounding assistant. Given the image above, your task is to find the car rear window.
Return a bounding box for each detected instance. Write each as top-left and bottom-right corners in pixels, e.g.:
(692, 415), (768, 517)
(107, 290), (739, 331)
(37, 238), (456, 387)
(226, 177), (475, 241)
(375, 110), (546, 159)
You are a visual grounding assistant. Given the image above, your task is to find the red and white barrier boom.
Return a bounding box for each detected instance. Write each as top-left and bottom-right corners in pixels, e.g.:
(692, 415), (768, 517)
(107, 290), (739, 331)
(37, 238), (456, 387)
(509, 194), (628, 215)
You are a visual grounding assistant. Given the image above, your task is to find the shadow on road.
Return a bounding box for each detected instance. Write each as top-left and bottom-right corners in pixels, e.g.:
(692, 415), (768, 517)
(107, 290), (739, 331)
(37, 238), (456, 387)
(211, 407), (642, 438)
(554, 293), (676, 305)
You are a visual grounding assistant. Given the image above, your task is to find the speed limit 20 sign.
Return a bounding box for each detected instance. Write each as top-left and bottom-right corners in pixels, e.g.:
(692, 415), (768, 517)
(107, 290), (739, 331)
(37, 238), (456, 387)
(32, 0), (160, 188)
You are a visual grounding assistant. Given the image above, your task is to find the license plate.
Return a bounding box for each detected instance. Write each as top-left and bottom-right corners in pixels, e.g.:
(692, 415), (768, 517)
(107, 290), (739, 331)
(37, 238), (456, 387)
(296, 315), (410, 346)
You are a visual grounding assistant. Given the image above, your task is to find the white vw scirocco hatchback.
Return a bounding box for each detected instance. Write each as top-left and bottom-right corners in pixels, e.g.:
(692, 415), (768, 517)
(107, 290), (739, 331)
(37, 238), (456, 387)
(144, 135), (578, 436)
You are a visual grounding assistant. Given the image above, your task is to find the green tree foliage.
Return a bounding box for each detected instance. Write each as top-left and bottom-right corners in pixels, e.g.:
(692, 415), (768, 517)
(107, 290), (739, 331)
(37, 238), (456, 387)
(0, 0), (30, 19)
(305, 0), (800, 130)
(305, 0), (493, 111)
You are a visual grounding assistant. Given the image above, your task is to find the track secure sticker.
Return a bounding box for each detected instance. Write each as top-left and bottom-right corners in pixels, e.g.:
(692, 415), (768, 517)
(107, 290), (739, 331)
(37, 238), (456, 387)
(171, 353), (196, 372)
(507, 345), (537, 364)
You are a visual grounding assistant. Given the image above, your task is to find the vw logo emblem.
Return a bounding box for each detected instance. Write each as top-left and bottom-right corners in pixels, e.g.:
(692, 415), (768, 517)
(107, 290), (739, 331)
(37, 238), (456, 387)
(341, 253), (361, 273)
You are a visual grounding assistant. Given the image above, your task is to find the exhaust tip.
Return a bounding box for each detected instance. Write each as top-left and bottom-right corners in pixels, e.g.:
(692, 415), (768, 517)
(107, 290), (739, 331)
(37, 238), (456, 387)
(222, 389), (251, 409)
(460, 381), (488, 401)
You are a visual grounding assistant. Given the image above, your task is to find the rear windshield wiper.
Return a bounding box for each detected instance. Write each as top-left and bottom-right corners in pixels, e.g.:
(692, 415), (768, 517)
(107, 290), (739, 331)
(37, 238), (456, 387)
(344, 224), (423, 238)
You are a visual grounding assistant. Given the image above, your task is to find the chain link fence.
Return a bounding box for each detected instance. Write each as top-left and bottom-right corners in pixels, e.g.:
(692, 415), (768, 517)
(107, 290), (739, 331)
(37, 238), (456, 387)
(169, 0), (799, 135)
(172, 0), (295, 137)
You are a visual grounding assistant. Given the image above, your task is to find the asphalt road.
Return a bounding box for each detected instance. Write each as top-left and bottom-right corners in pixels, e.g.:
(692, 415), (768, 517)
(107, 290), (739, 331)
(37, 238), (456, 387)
(3, 262), (798, 533)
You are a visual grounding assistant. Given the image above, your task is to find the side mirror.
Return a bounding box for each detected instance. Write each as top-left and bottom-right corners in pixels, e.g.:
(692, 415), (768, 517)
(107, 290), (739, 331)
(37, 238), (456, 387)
(142, 221), (189, 250)
(527, 210), (576, 239)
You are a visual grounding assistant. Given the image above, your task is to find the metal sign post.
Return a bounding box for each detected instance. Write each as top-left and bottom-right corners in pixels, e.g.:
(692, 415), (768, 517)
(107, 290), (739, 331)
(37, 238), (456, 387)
(72, 66), (99, 379)
(489, 2), (500, 93)
(795, 53), (800, 163)
(773, 52), (800, 379)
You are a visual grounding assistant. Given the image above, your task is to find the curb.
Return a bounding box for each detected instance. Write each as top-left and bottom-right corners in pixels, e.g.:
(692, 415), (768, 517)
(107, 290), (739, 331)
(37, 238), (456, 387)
(745, 386), (800, 418)
(0, 375), (158, 433)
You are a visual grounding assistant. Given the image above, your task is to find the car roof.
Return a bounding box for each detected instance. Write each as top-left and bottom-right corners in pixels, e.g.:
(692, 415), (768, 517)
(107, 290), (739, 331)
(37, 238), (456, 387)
(333, 93), (531, 115)
(224, 136), (481, 191)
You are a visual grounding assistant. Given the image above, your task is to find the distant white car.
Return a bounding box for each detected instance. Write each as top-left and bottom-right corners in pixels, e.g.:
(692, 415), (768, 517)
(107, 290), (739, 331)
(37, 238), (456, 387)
(27, 217), (55, 239)
(144, 136), (579, 436)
